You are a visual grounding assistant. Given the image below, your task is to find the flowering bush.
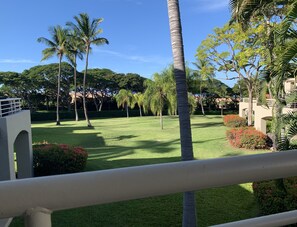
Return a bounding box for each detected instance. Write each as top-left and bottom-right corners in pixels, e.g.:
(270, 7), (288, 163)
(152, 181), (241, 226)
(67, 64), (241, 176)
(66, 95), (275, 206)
(226, 127), (267, 149)
(253, 177), (297, 215)
(223, 115), (246, 127)
(33, 143), (88, 176)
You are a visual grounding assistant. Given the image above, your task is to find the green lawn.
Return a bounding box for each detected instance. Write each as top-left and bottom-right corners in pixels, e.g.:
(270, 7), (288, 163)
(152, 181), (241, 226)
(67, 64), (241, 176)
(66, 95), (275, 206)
(11, 115), (267, 226)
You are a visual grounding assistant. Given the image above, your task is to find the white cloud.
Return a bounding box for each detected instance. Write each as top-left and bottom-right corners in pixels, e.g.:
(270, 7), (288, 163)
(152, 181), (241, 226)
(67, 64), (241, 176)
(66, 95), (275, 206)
(190, 0), (229, 12)
(94, 49), (171, 65)
(0, 59), (36, 64)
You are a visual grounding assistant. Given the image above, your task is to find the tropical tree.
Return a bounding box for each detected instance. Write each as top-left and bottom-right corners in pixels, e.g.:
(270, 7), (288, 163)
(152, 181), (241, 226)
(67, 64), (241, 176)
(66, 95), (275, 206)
(133, 92), (144, 117)
(67, 30), (84, 121)
(192, 59), (215, 116)
(143, 74), (168, 130)
(188, 93), (197, 115)
(115, 89), (135, 118)
(167, 0), (197, 226)
(67, 13), (109, 127)
(229, 0), (296, 148)
(197, 22), (267, 126)
(37, 25), (69, 125)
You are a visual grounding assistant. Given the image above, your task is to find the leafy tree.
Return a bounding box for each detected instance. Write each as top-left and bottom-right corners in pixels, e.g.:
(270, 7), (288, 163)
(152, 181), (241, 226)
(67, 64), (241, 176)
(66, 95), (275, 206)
(229, 0), (296, 149)
(115, 89), (135, 118)
(197, 22), (266, 126)
(67, 13), (109, 127)
(188, 93), (197, 115)
(37, 26), (69, 125)
(192, 59), (215, 115)
(167, 0), (197, 226)
(87, 68), (115, 111)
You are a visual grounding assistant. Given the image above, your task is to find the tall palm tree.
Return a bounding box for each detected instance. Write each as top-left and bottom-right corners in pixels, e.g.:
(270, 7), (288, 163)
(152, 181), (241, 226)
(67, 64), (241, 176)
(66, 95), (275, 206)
(167, 0), (197, 226)
(67, 13), (109, 127)
(67, 30), (84, 122)
(115, 89), (135, 118)
(193, 60), (214, 116)
(143, 72), (173, 130)
(133, 92), (144, 117)
(37, 25), (69, 125)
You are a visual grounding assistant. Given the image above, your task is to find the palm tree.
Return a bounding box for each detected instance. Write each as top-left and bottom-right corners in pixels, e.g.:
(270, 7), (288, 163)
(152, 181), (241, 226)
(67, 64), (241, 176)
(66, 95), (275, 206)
(115, 89), (135, 118)
(143, 73), (172, 130)
(133, 92), (144, 117)
(37, 25), (69, 125)
(193, 59), (214, 116)
(67, 30), (84, 121)
(67, 13), (109, 127)
(167, 0), (197, 226)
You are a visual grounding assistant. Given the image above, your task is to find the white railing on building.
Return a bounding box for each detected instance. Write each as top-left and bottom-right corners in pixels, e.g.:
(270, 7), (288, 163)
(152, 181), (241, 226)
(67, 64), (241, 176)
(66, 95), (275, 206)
(0, 98), (22, 117)
(1, 150), (297, 226)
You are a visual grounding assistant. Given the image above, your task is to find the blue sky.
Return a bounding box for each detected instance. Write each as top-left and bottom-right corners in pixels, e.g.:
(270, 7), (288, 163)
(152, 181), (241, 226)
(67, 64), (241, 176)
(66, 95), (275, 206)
(0, 0), (234, 86)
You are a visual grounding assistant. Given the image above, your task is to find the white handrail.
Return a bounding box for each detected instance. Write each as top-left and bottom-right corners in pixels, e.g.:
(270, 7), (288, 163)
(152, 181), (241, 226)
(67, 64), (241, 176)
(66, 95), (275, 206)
(1, 150), (297, 220)
(0, 98), (22, 117)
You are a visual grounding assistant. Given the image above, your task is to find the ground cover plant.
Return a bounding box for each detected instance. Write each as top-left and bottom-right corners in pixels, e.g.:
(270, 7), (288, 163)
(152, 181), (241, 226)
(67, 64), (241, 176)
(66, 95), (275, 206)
(11, 115), (266, 226)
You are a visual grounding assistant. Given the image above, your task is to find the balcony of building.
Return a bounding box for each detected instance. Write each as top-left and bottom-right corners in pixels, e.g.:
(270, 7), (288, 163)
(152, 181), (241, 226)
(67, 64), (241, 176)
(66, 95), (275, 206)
(1, 98), (297, 226)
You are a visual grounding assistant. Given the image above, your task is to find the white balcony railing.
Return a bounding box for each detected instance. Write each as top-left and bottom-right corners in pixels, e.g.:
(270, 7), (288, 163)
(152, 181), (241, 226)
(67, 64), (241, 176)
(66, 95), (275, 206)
(1, 151), (297, 226)
(0, 98), (22, 117)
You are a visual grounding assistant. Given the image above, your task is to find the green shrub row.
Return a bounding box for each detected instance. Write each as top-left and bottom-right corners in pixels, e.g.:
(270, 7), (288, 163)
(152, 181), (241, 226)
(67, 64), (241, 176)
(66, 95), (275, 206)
(253, 177), (297, 215)
(226, 127), (268, 149)
(223, 114), (247, 127)
(33, 143), (88, 176)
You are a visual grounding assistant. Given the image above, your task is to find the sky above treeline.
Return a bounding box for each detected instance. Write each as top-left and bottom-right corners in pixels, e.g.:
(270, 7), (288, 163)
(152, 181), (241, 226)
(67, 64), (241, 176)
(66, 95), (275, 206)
(0, 0), (235, 86)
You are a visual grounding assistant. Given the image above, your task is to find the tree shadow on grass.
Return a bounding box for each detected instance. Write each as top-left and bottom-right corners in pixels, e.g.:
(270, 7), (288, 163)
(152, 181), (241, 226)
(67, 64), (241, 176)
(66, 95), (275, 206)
(197, 184), (259, 226)
(191, 122), (224, 128)
(192, 137), (225, 144)
(32, 126), (105, 148)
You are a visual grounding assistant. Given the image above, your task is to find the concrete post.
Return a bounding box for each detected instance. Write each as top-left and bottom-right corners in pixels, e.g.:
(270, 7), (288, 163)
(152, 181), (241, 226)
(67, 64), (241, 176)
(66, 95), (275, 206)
(24, 208), (52, 227)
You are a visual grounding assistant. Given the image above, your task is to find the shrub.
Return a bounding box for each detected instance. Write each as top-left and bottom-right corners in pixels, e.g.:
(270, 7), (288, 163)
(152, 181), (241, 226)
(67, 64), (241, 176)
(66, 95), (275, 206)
(226, 127), (268, 149)
(33, 143), (88, 176)
(253, 177), (297, 215)
(223, 114), (246, 127)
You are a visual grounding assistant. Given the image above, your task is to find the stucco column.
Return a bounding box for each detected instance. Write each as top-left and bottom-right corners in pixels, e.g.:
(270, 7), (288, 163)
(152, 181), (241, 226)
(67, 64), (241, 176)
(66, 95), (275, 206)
(24, 207), (52, 227)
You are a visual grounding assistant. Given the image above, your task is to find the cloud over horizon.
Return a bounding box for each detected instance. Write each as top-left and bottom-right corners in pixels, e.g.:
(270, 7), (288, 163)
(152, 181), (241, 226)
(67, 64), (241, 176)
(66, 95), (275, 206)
(0, 59), (36, 64)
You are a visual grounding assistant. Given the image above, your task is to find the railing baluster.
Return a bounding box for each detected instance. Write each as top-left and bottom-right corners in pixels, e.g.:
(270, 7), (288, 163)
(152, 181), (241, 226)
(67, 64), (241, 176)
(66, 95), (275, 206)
(0, 98), (22, 117)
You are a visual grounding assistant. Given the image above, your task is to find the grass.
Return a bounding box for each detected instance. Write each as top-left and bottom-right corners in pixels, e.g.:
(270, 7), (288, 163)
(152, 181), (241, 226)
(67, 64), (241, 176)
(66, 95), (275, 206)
(11, 115), (267, 226)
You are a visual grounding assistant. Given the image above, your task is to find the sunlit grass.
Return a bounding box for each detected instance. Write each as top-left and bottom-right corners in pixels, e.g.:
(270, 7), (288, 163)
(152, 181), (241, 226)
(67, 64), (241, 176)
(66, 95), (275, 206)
(11, 115), (267, 226)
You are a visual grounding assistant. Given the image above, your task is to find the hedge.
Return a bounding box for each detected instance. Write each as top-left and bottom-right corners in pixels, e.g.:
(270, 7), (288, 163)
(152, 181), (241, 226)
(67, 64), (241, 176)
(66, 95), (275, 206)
(33, 143), (88, 176)
(253, 177), (297, 215)
(226, 127), (268, 149)
(223, 115), (247, 127)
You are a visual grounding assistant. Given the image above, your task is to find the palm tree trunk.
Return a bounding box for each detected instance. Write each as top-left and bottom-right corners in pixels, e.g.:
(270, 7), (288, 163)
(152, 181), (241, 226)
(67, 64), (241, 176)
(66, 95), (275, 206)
(167, 0), (197, 226)
(83, 46), (92, 127)
(74, 56), (79, 121)
(160, 111), (163, 130)
(200, 86), (205, 116)
(139, 106), (142, 117)
(56, 56), (62, 125)
(126, 103), (129, 118)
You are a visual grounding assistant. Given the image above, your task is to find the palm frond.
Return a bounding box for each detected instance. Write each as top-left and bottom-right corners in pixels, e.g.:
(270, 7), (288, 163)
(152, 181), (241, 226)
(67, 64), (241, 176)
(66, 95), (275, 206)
(37, 37), (56, 47)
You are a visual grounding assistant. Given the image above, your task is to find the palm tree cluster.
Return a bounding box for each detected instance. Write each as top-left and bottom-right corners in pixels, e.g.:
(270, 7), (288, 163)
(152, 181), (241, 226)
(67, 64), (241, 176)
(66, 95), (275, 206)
(38, 13), (108, 127)
(114, 66), (197, 130)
